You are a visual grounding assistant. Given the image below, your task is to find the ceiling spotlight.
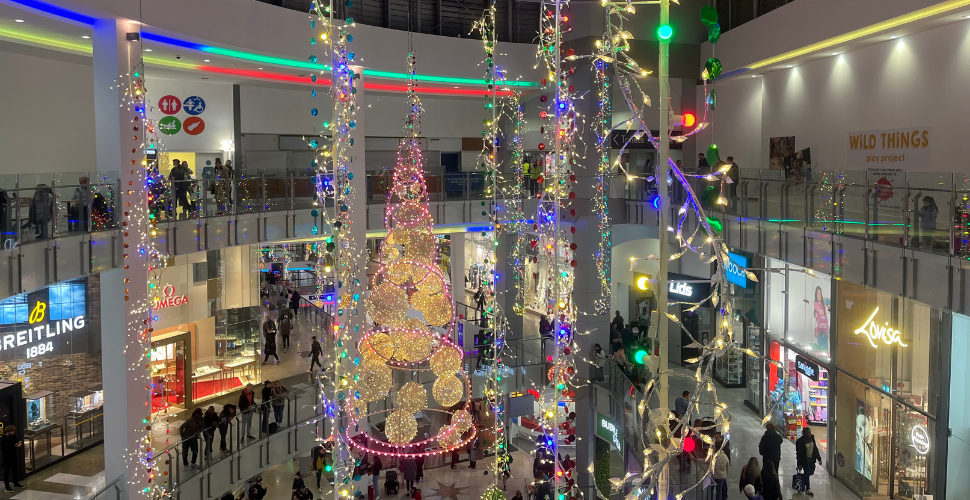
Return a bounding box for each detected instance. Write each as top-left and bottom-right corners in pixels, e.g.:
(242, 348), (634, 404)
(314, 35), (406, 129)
(258, 67), (263, 70)
(14, 19), (24, 23)
(81, 35), (90, 39)
(203, 59), (210, 62)
(145, 48), (153, 52)
(786, 65), (793, 68)
(831, 52), (840, 55)
(751, 75), (757, 78)
(890, 36), (898, 39)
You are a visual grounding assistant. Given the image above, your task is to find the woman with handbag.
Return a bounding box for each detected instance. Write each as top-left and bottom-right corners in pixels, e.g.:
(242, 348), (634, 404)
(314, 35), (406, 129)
(795, 427), (822, 496)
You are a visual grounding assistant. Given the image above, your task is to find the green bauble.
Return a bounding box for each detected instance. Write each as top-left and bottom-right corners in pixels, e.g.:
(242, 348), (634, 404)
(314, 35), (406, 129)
(704, 58), (723, 80)
(700, 5), (719, 27)
(708, 23), (721, 44)
(707, 144), (721, 165)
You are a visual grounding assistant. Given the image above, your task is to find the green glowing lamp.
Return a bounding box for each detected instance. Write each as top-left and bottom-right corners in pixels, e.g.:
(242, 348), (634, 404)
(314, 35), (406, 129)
(634, 349), (648, 364)
(657, 24), (674, 41)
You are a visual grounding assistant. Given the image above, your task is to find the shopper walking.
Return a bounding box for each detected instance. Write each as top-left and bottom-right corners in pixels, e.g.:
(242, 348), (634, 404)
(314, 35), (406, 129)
(675, 391), (691, 419)
(401, 458), (417, 493)
(203, 405), (219, 459)
(742, 484), (764, 500)
(309, 335), (323, 371)
(271, 380), (288, 425)
(738, 457), (762, 494)
(711, 438), (729, 500)
(1, 425), (24, 491)
(179, 408), (204, 470)
(760, 460), (782, 500)
(415, 454), (425, 483)
(467, 437), (480, 469)
(474, 285), (487, 310)
(292, 471), (306, 495)
(218, 404), (236, 453)
(371, 454), (382, 499)
(758, 423), (783, 474)
(28, 184), (53, 240)
(289, 288), (302, 312)
(263, 319), (279, 364)
(170, 159), (195, 219)
(310, 446), (328, 491)
(248, 477), (267, 500)
(279, 314), (293, 353)
(238, 384), (257, 440)
(795, 427), (823, 496)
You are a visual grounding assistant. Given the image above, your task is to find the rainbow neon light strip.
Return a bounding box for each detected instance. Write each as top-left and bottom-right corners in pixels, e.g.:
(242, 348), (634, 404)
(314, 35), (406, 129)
(5, 0), (538, 88)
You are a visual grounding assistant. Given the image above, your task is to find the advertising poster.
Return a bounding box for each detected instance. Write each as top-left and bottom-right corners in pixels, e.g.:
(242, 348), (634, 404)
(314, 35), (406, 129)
(855, 399), (874, 481)
(769, 136), (795, 170)
(783, 147), (812, 183)
(867, 168), (906, 215)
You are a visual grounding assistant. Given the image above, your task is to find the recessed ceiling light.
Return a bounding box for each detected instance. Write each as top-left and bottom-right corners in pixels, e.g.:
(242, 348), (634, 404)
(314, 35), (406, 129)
(786, 65), (793, 68)
(145, 48), (153, 52)
(258, 67), (263, 70)
(81, 35), (90, 39)
(751, 75), (757, 78)
(453, 86), (460, 89)
(832, 52), (839, 55)
(14, 19), (24, 23)
(890, 36), (899, 39)
(203, 59), (210, 62)
(966, 15), (970, 18)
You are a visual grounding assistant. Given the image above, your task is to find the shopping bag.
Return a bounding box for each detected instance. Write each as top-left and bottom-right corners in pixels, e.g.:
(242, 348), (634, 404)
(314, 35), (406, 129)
(791, 470), (805, 491)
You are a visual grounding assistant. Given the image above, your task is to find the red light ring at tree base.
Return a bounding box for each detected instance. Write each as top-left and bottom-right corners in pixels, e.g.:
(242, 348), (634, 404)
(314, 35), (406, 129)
(345, 422), (478, 459)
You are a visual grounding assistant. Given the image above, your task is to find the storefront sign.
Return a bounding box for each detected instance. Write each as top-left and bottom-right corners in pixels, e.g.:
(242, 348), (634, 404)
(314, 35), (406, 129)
(153, 285), (189, 310)
(795, 355), (820, 381)
(854, 307), (908, 348)
(911, 425), (930, 455)
(669, 282), (693, 298)
(848, 127), (931, 169)
(2, 301), (85, 359)
(596, 413), (622, 452)
(725, 252), (749, 288)
(667, 273), (712, 303)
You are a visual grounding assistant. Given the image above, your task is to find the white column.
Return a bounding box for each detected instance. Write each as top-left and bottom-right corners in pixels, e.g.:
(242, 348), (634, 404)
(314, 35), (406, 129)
(94, 18), (150, 499)
(449, 233), (465, 301)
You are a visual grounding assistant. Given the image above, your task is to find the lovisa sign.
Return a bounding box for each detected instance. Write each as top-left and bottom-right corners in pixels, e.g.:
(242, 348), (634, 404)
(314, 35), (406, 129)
(854, 307), (907, 348)
(153, 285), (189, 310)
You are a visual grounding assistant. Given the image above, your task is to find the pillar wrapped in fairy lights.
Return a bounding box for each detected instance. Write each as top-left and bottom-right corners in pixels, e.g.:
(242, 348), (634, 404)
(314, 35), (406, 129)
(346, 52), (475, 458)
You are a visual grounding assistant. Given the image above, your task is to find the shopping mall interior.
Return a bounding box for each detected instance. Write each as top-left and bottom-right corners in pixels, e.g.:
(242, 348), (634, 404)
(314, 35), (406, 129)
(0, 0), (967, 499)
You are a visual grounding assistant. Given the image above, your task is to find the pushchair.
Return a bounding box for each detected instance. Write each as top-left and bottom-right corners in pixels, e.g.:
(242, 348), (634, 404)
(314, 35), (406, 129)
(384, 470), (399, 495)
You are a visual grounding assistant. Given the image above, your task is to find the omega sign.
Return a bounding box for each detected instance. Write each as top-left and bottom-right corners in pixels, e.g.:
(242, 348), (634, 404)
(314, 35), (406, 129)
(854, 307), (908, 348)
(153, 285), (189, 310)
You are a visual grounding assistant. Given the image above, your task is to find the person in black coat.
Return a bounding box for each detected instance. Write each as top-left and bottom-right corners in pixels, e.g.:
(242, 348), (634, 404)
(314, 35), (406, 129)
(758, 423), (783, 475)
(248, 477), (267, 500)
(260, 381), (273, 433)
(760, 460), (782, 500)
(218, 404), (236, 453)
(795, 427), (823, 495)
(203, 406), (220, 458)
(0, 425), (23, 491)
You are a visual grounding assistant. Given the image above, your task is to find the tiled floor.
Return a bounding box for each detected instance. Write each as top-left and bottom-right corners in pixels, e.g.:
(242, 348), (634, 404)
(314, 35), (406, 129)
(3, 446), (105, 500)
(666, 366), (857, 500)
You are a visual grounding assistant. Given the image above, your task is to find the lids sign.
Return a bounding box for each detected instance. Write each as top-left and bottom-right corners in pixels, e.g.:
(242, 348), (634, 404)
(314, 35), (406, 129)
(153, 285), (189, 310)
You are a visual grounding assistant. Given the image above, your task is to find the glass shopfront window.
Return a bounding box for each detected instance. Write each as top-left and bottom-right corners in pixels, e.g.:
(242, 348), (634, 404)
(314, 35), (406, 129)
(947, 313), (970, 498)
(765, 258), (832, 362)
(833, 281), (940, 499)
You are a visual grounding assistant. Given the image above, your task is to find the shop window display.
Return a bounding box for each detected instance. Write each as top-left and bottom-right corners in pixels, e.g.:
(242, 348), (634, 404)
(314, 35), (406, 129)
(764, 259), (832, 361)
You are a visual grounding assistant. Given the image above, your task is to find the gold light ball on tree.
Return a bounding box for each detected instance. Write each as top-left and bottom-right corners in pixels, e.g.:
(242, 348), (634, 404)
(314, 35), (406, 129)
(367, 282), (408, 326)
(355, 362), (391, 402)
(433, 374), (463, 407)
(385, 409), (418, 444)
(348, 395), (368, 417)
(452, 409), (473, 433)
(423, 295), (453, 326)
(398, 330), (433, 361)
(415, 273), (444, 295)
(430, 345), (462, 377)
(397, 381), (428, 412)
(438, 427), (461, 448)
(366, 332), (396, 360)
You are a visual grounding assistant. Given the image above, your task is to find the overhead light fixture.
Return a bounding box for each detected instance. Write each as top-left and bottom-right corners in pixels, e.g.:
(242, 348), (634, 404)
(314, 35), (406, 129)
(145, 48), (152, 52)
(786, 65), (793, 68)
(14, 19), (24, 23)
(258, 67), (263, 70)
(890, 35), (899, 39)
(831, 52), (839, 55)
(203, 59), (210, 62)
(81, 35), (90, 39)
